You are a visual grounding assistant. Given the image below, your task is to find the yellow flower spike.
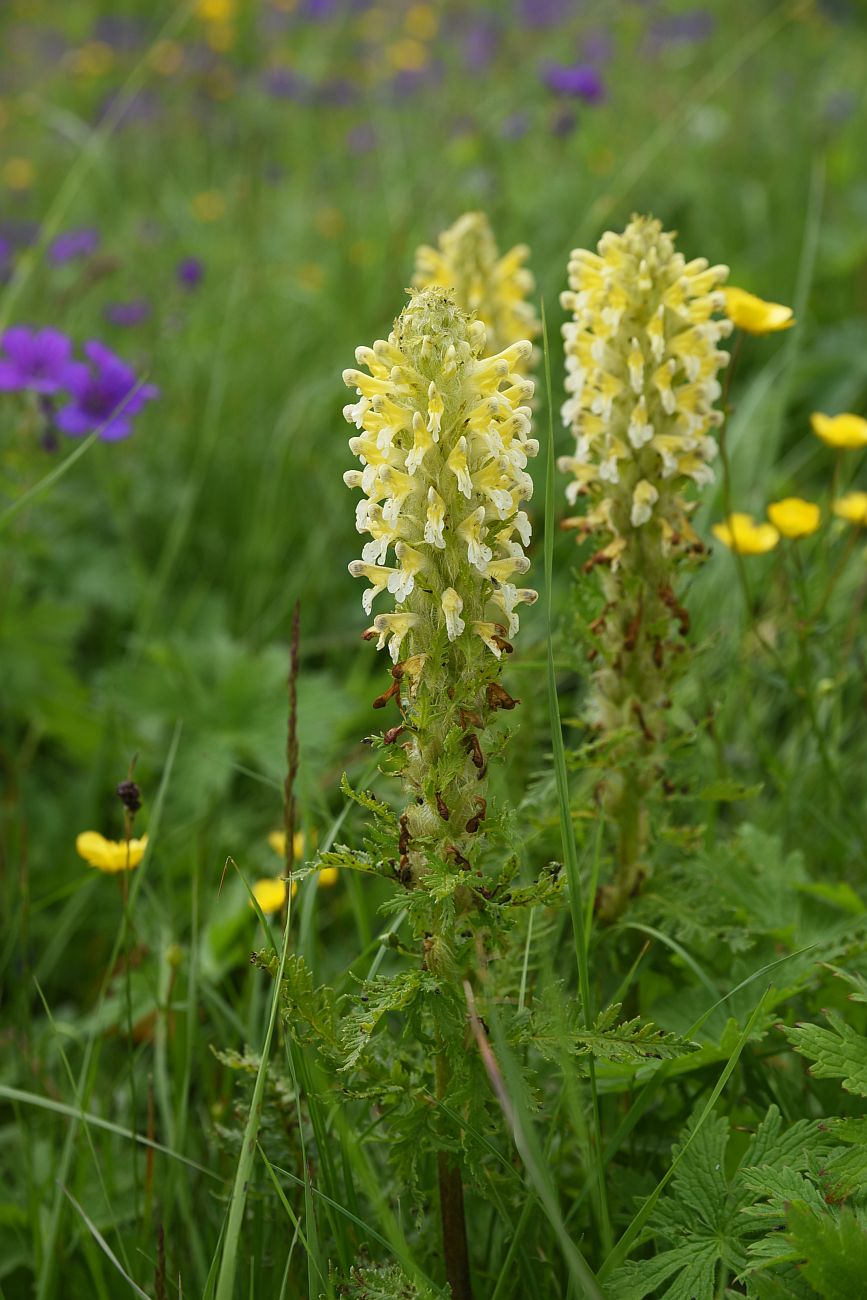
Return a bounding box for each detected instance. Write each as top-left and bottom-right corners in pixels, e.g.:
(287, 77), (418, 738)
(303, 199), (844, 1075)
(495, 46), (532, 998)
(810, 412), (867, 450)
(767, 497), (821, 539)
(191, 191), (226, 222)
(413, 212), (539, 359)
(713, 513), (780, 555)
(318, 867), (339, 888)
(724, 286), (795, 335)
(832, 493), (867, 527)
(76, 831), (148, 874)
(3, 158), (35, 191)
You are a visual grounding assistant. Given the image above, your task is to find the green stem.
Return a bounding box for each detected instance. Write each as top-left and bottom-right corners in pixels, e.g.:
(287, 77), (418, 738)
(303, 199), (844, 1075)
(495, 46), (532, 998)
(435, 1049), (473, 1300)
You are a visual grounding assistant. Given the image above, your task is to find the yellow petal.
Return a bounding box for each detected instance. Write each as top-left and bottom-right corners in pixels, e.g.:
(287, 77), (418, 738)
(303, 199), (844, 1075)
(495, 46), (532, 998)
(724, 286), (795, 335)
(810, 412), (867, 450)
(767, 497), (821, 539)
(251, 878), (287, 915)
(318, 867), (339, 888)
(268, 829), (306, 861)
(832, 492), (867, 527)
(712, 513), (780, 555)
(76, 831), (148, 873)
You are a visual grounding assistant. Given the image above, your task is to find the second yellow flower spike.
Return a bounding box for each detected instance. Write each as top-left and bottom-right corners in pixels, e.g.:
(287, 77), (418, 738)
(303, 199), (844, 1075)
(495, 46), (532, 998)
(724, 286), (795, 335)
(76, 831), (148, 873)
(832, 493), (867, 527)
(713, 513), (780, 555)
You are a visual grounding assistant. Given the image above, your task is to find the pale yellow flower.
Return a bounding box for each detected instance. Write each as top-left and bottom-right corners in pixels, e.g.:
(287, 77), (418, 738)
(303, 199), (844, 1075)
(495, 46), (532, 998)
(767, 497), (821, 539)
(713, 513), (780, 555)
(724, 286), (795, 335)
(77, 832), (148, 874)
(832, 492), (867, 527)
(810, 412), (867, 450)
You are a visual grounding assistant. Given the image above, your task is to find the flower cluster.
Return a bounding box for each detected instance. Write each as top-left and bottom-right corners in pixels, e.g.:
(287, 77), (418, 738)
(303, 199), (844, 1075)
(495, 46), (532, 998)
(559, 215), (731, 920)
(412, 212), (539, 360)
(560, 214), (731, 561)
(344, 287), (536, 874)
(0, 327), (158, 441)
(344, 288), (537, 664)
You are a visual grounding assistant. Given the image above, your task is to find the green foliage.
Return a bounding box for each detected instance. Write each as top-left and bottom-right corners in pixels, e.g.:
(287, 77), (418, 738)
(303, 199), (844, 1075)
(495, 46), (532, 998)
(786, 1014), (867, 1098)
(330, 1259), (441, 1299)
(784, 1202), (867, 1300)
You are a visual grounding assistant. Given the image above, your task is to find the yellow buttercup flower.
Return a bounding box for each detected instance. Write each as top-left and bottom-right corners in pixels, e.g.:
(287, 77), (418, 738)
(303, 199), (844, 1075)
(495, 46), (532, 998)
(77, 831), (148, 874)
(267, 829), (307, 861)
(196, 0), (234, 19)
(252, 877), (291, 915)
(832, 492), (867, 527)
(810, 412), (867, 450)
(724, 286), (795, 335)
(767, 497), (821, 539)
(713, 513), (779, 555)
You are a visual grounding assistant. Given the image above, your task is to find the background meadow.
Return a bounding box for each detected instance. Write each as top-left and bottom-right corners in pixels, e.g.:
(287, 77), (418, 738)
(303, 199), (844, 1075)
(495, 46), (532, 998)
(2, 1), (867, 1297)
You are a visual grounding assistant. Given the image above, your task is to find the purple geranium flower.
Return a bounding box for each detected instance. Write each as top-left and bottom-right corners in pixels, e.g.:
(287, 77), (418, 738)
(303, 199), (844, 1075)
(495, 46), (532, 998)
(542, 61), (605, 102)
(177, 256), (204, 289)
(0, 326), (77, 394)
(55, 341), (158, 441)
(48, 227), (100, 265)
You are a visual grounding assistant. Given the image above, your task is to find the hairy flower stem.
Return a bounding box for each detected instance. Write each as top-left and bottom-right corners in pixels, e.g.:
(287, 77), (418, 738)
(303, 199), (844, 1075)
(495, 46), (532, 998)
(436, 1047), (473, 1300)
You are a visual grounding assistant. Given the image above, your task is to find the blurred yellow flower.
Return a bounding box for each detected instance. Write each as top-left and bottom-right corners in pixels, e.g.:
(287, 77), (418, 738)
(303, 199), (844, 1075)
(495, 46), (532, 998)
(724, 286), (794, 334)
(192, 191), (226, 221)
(810, 412), (867, 450)
(150, 40), (184, 76)
(388, 38), (428, 71)
(268, 829), (306, 861)
(196, 0), (234, 20)
(296, 262), (324, 292)
(712, 513), (780, 555)
(406, 4), (438, 40)
(315, 205), (344, 240)
(77, 831), (148, 874)
(252, 877), (291, 915)
(66, 41), (115, 77)
(832, 492), (867, 527)
(319, 867), (339, 887)
(3, 158), (34, 191)
(205, 23), (235, 53)
(767, 497), (821, 539)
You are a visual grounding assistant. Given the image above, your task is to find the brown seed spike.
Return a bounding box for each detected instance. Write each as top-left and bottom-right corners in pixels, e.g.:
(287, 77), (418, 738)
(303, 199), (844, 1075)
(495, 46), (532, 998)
(446, 845), (471, 870)
(466, 796), (487, 834)
(383, 724), (404, 745)
(435, 791), (450, 821)
(398, 813), (410, 858)
(486, 682), (518, 711)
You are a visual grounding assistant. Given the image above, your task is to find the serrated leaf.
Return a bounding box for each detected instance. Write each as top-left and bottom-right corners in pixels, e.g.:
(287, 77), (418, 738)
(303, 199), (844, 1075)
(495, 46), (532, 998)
(786, 1013), (867, 1097)
(608, 1237), (719, 1300)
(786, 1201), (867, 1300)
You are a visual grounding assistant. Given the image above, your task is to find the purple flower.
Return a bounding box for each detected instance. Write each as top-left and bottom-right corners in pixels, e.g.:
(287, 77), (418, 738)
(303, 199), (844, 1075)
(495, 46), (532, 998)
(49, 227), (100, 265)
(542, 61), (605, 102)
(262, 66), (309, 102)
(0, 326), (77, 394)
(104, 300), (151, 327)
(55, 341), (158, 441)
(645, 11), (714, 52)
(177, 256), (204, 289)
(518, 0), (574, 28)
(462, 18), (500, 72)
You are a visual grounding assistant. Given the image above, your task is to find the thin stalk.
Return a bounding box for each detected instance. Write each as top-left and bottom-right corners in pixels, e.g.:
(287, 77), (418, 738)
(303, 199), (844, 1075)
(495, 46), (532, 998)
(436, 1048), (473, 1300)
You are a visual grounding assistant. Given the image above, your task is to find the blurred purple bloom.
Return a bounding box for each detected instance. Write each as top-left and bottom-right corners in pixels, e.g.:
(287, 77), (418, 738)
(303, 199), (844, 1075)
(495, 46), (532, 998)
(542, 61), (605, 102)
(346, 122), (377, 153)
(303, 0), (338, 17)
(463, 18), (499, 72)
(646, 10), (714, 51)
(518, 0), (574, 28)
(583, 27), (614, 64)
(501, 111), (530, 139)
(316, 77), (358, 107)
(104, 300), (150, 327)
(55, 341), (158, 441)
(91, 16), (144, 50)
(49, 227), (100, 265)
(0, 326), (76, 394)
(262, 66), (309, 101)
(177, 257), (204, 289)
